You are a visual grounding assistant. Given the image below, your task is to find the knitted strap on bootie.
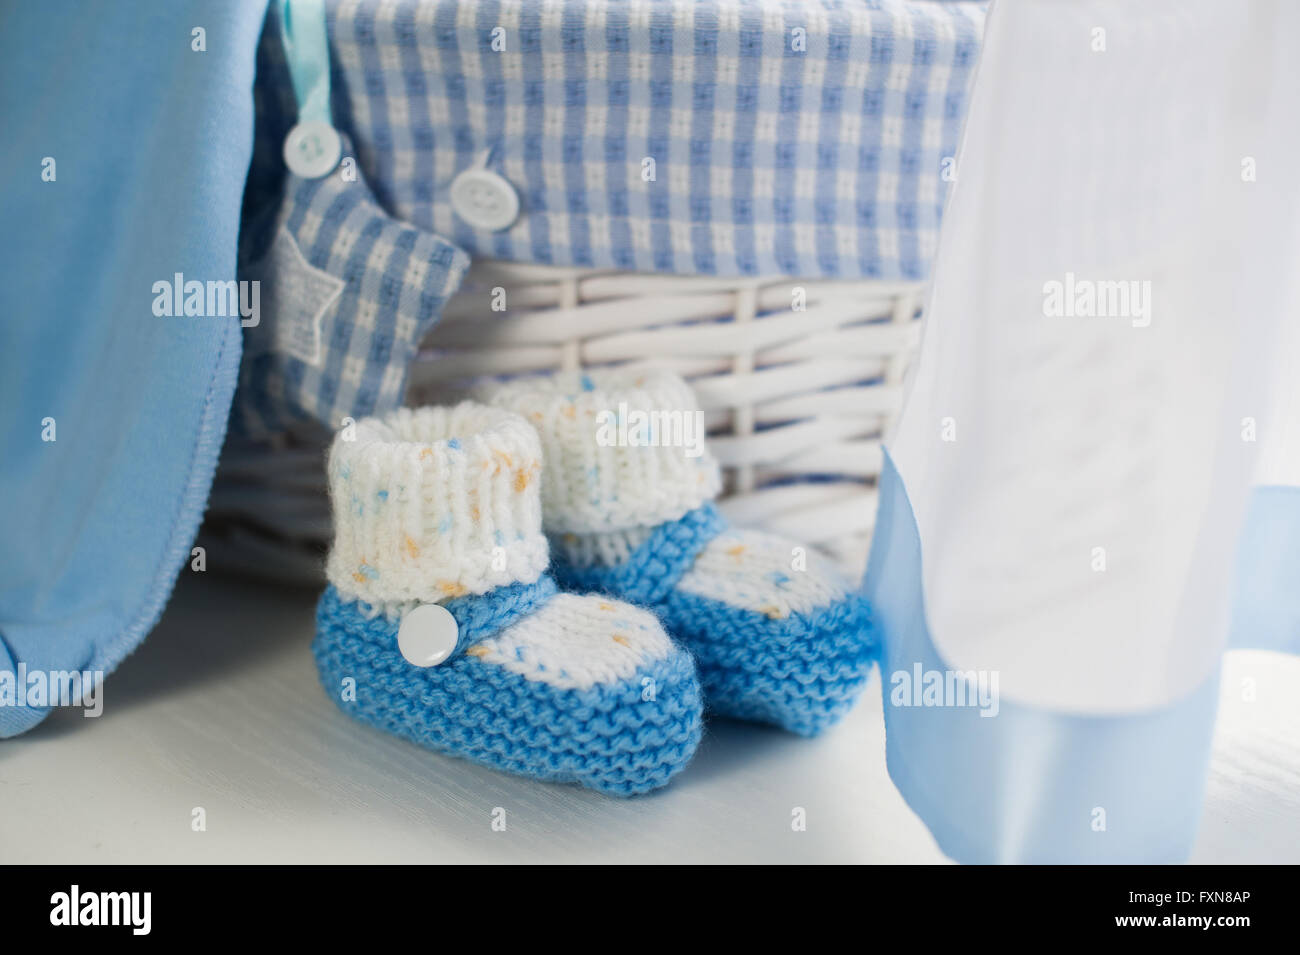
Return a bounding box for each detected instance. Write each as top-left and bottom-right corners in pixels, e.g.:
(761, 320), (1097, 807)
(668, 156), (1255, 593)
(480, 367), (876, 737)
(317, 576), (560, 667)
(559, 504), (726, 606)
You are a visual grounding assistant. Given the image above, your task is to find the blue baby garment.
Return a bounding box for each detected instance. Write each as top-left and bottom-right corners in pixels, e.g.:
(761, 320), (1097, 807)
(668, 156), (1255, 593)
(861, 0), (1300, 864)
(233, 132), (470, 438)
(0, 0), (270, 734)
(230, 1), (471, 439)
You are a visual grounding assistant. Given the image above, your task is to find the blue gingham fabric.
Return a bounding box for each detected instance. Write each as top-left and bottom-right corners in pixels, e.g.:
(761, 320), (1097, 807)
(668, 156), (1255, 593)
(239, 0), (984, 433)
(253, 0), (985, 283)
(234, 131), (470, 438)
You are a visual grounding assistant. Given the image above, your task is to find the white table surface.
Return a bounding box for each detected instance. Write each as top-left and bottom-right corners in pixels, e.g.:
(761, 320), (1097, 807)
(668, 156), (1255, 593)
(3, 571), (1298, 864)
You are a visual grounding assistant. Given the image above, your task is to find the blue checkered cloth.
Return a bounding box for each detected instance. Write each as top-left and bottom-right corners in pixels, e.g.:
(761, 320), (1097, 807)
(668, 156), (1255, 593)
(240, 0), (984, 434)
(235, 131), (470, 438)
(253, 0), (985, 282)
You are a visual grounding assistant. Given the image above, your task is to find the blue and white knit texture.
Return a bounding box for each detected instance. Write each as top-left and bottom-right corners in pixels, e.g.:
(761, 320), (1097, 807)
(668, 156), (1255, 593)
(315, 584), (703, 795)
(252, 0), (986, 282)
(315, 402), (704, 795)
(556, 505), (877, 736)
(481, 367), (877, 735)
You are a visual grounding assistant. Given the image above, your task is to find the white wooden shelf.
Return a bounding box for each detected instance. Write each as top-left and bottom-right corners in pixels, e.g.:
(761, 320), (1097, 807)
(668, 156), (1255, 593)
(3, 572), (1296, 864)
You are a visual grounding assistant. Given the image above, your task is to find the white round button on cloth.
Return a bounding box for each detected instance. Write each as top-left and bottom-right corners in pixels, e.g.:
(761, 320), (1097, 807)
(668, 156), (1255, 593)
(449, 168), (520, 231)
(283, 120), (342, 179)
(397, 603), (460, 668)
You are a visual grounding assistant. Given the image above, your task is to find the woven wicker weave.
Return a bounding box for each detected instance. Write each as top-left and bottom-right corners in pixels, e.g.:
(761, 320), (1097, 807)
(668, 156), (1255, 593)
(410, 261), (924, 574)
(203, 260), (923, 580)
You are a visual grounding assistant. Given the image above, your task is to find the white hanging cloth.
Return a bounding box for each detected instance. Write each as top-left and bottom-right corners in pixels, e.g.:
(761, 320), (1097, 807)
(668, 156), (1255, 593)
(865, 0), (1300, 863)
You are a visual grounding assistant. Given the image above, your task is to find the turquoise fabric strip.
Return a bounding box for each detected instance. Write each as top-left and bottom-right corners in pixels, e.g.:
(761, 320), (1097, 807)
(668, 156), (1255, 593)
(279, 0), (333, 125)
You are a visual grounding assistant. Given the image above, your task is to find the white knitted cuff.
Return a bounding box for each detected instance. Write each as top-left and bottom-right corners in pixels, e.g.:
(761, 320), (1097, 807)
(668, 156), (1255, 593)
(477, 368), (722, 533)
(325, 403), (549, 605)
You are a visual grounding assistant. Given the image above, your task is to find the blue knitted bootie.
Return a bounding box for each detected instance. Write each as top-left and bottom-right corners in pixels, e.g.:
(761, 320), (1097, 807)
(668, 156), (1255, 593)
(313, 403), (703, 795)
(479, 369), (876, 737)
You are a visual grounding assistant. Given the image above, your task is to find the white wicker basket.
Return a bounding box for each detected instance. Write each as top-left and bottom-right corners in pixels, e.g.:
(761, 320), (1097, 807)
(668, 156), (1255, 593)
(203, 260), (924, 580)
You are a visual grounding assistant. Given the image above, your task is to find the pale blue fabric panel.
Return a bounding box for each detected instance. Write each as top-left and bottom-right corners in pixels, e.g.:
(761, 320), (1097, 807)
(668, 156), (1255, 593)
(0, 1), (269, 735)
(864, 452), (1221, 863)
(1228, 486), (1300, 656)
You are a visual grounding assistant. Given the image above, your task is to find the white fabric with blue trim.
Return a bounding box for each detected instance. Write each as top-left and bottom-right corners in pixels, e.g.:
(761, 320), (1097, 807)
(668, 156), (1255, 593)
(863, 0), (1300, 863)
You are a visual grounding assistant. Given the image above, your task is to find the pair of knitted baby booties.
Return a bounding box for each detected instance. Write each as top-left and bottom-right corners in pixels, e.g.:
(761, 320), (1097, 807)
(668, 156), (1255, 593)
(312, 367), (876, 796)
